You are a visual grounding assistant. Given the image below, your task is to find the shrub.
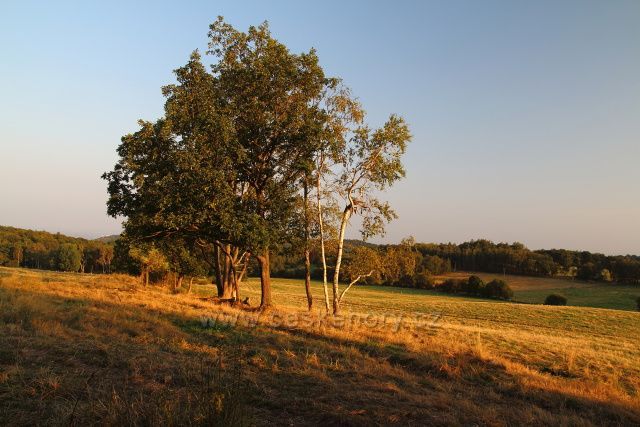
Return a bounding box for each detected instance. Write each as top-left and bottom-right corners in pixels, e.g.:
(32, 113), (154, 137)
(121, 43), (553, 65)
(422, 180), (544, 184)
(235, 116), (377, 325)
(465, 275), (485, 296)
(544, 294), (567, 306)
(414, 272), (435, 289)
(483, 279), (513, 300)
(399, 274), (416, 288)
(439, 278), (462, 294)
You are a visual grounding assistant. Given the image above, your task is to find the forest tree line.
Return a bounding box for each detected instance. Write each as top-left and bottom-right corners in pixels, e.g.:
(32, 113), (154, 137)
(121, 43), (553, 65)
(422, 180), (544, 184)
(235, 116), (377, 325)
(2, 225), (639, 293)
(417, 240), (640, 284)
(270, 238), (640, 286)
(0, 226), (114, 273)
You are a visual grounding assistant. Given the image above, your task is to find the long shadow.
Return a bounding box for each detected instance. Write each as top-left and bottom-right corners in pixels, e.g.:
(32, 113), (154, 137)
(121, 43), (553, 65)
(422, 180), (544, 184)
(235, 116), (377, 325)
(2, 284), (639, 426)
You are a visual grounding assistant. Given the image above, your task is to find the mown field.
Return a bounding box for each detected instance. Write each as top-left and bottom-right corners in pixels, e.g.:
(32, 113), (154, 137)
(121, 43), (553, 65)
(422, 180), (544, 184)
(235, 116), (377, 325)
(1, 267), (640, 426)
(434, 271), (640, 311)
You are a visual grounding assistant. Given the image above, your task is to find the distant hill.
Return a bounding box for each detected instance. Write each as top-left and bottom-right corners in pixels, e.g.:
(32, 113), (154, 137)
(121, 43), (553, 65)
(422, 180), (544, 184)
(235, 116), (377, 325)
(95, 234), (120, 243)
(344, 239), (378, 248)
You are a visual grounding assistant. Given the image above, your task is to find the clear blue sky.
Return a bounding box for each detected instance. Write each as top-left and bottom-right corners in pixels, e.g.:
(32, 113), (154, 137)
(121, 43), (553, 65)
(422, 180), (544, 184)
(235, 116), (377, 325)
(1, 0), (638, 254)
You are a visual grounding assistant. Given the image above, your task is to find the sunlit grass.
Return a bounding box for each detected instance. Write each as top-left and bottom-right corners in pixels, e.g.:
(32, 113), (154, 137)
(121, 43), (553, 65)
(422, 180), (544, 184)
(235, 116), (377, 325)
(1, 267), (639, 425)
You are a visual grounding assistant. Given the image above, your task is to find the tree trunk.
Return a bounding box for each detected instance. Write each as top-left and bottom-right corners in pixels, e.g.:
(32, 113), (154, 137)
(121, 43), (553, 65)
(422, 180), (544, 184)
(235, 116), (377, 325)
(213, 244), (224, 296)
(256, 249), (272, 308)
(144, 269), (149, 287)
(332, 203), (353, 315)
(316, 170), (330, 313)
(188, 277), (194, 293)
(216, 243), (237, 299)
(174, 274), (184, 293)
(304, 248), (313, 311)
(221, 275), (234, 299)
(303, 178), (313, 311)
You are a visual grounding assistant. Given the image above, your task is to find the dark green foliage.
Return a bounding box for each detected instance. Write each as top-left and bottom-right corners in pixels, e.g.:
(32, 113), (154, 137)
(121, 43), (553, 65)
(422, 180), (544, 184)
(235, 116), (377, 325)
(55, 243), (82, 272)
(465, 275), (485, 296)
(421, 255), (451, 275)
(103, 18), (338, 306)
(416, 240), (640, 284)
(413, 272), (434, 289)
(0, 226), (114, 273)
(577, 262), (599, 281)
(439, 279), (462, 294)
(434, 276), (512, 301)
(636, 297), (640, 312)
(483, 279), (514, 300)
(544, 294), (568, 306)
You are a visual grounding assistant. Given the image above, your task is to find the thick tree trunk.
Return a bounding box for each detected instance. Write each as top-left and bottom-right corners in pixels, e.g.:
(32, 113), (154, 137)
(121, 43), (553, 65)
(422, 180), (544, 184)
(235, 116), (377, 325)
(256, 250), (272, 308)
(216, 243), (237, 299)
(220, 276), (235, 299)
(303, 179), (313, 311)
(332, 203), (353, 315)
(316, 171), (330, 313)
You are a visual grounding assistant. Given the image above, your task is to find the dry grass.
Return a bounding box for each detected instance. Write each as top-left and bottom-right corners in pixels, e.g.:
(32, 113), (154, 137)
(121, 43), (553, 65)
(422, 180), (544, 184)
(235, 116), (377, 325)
(1, 267), (639, 426)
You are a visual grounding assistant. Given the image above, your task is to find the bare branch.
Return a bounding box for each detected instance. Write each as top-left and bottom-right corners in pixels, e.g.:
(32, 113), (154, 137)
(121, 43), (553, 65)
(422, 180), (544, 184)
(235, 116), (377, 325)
(338, 270), (374, 302)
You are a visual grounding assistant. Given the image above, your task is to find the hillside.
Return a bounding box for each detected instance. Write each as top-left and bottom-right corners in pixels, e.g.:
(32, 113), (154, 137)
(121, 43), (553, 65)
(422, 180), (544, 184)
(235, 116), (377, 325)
(435, 271), (640, 311)
(1, 267), (639, 425)
(94, 234), (120, 244)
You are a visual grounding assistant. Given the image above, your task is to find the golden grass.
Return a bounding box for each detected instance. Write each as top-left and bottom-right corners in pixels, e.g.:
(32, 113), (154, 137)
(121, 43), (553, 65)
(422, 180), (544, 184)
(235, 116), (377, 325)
(1, 267), (639, 425)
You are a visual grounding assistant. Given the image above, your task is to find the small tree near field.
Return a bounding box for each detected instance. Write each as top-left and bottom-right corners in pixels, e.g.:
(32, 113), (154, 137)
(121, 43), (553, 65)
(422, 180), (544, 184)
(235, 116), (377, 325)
(129, 246), (168, 287)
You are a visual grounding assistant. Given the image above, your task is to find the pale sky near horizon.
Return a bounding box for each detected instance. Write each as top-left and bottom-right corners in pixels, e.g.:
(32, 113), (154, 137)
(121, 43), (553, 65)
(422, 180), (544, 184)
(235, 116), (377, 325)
(1, 0), (639, 255)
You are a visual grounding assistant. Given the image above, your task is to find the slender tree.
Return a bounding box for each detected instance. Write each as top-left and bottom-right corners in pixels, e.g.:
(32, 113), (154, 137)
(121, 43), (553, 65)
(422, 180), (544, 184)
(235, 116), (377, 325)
(330, 116), (411, 314)
(312, 81), (363, 313)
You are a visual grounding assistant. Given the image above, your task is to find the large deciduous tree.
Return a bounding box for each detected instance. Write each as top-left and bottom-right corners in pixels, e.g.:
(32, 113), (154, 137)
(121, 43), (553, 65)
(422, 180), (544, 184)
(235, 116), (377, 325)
(104, 18), (330, 308)
(206, 18), (327, 307)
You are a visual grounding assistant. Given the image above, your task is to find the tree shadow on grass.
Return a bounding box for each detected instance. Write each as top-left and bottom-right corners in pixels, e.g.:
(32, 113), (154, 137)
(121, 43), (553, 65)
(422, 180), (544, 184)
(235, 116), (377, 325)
(1, 285), (639, 426)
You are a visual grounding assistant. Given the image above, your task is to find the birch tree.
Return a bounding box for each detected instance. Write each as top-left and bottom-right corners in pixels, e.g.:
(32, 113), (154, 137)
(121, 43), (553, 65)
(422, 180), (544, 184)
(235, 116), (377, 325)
(313, 82), (363, 313)
(330, 115), (411, 314)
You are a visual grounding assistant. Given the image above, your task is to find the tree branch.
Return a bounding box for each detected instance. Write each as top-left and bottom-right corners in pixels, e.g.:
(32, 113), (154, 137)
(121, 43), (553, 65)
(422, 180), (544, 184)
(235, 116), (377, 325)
(338, 270), (374, 302)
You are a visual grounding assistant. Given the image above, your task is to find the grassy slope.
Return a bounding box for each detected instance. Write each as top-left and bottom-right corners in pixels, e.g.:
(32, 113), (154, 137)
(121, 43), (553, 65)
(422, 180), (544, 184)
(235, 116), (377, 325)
(435, 271), (640, 311)
(1, 267), (640, 426)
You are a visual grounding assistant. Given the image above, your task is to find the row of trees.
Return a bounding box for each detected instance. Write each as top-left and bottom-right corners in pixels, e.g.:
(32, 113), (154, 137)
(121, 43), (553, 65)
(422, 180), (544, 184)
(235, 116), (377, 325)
(103, 18), (410, 314)
(267, 237), (640, 291)
(417, 240), (640, 284)
(0, 226), (114, 273)
(438, 276), (514, 300)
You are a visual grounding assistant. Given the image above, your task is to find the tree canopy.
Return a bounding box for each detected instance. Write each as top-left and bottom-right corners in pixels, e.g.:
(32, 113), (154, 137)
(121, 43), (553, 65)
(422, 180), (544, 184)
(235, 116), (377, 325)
(103, 17), (397, 307)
